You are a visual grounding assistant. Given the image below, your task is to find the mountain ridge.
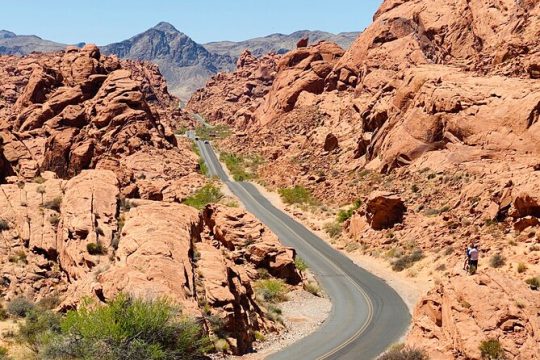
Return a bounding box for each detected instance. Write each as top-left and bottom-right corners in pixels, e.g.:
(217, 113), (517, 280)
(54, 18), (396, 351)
(0, 22), (359, 100)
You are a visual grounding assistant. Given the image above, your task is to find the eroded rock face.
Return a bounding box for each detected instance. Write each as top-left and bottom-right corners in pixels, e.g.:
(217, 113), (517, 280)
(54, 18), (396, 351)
(366, 191), (406, 230)
(0, 170), (301, 355)
(409, 271), (540, 359)
(0, 45), (200, 201)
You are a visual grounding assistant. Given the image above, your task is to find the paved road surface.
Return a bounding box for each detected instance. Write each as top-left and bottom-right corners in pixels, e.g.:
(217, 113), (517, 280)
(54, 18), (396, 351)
(194, 138), (410, 360)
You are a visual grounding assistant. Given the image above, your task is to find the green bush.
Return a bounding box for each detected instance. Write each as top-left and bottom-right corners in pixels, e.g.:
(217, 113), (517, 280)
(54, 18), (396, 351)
(0, 219), (10, 231)
(490, 254), (505, 268)
(37, 295), (210, 360)
(17, 309), (61, 353)
(7, 297), (35, 318)
(0, 346), (9, 359)
(8, 250), (27, 264)
(324, 222), (342, 238)
(195, 124), (231, 141)
(183, 183), (223, 210)
(294, 257), (308, 273)
(220, 152), (252, 181)
(42, 196), (62, 212)
(278, 186), (317, 205)
(392, 249), (424, 272)
(37, 295), (61, 311)
(525, 276), (539, 289)
(336, 200), (362, 223)
(479, 339), (505, 359)
(378, 344), (428, 360)
(255, 279), (288, 303)
(86, 242), (106, 255)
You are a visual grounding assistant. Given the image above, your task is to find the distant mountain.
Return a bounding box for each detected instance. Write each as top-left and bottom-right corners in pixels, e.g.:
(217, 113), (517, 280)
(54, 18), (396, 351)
(0, 30), (68, 55)
(204, 30), (360, 58)
(101, 22), (235, 100)
(0, 24), (360, 101)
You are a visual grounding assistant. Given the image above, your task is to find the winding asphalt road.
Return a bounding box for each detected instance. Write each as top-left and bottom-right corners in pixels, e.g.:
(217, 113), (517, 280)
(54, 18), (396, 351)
(193, 137), (410, 360)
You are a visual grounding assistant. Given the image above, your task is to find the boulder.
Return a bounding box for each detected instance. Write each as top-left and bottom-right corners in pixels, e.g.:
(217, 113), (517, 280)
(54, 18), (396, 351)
(366, 191), (406, 230)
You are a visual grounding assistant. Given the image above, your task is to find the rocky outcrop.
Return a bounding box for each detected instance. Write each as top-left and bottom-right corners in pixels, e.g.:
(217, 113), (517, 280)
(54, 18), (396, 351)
(202, 204), (301, 284)
(0, 169), (302, 355)
(409, 271), (540, 359)
(0, 45), (201, 201)
(366, 191), (406, 230)
(187, 50), (279, 128)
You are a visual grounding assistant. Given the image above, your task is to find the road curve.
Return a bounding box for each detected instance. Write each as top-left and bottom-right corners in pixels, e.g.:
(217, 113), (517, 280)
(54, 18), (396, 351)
(196, 139), (411, 360)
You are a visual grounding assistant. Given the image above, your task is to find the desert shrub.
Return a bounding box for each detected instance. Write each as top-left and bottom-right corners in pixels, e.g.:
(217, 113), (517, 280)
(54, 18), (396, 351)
(17, 309), (61, 353)
(0, 219), (10, 231)
(37, 295), (61, 311)
(345, 242), (360, 252)
(392, 249), (424, 272)
(214, 338), (229, 352)
(304, 282), (320, 296)
(183, 183), (223, 209)
(479, 339), (505, 359)
(516, 262), (527, 274)
(336, 200), (362, 223)
(195, 124), (231, 141)
(411, 184), (419, 193)
(324, 222), (342, 238)
(378, 344), (429, 360)
(294, 257), (308, 273)
(444, 246), (454, 256)
(0, 346), (9, 359)
(220, 152), (251, 181)
(255, 279), (288, 303)
(7, 297), (35, 318)
(0, 305), (8, 320)
(525, 276), (539, 289)
(253, 330), (265, 342)
(86, 242), (106, 255)
(42, 295), (210, 359)
(278, 186), (316, 205)
(48, 214), (60, 227)
(42, 196), (62, 212)
(490, 254), (506, 268)
(33, 176), (46, 184)
(8, 250), (27, 264)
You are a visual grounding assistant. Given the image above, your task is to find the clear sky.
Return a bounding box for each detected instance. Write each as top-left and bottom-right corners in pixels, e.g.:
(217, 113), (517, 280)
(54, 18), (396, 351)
(0, 0), (382, 45)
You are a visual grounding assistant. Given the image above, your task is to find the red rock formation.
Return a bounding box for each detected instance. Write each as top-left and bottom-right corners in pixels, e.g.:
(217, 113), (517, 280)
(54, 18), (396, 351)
(0, 44), (199, 200)
(0, 170), (303, 355)
(409, 271), (540, 359)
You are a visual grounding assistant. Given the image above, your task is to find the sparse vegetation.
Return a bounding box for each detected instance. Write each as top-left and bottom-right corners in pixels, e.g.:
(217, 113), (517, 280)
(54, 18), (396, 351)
(36, 294), (61, 310)
(7, 297), (35, 318)
(183, 183), (223, 209)
(304, 282), (321, 296)
(525, 276), (539, 289)
(220, 152), (252, 181)
(42, 196), (62, 212)
(8, 250), (27, 264)
(324, 221), (342, 238)
(32, 176), (46, 184)
(86, 242), (107, 255)
(392, 249), (424, 272)
(15, 294), (210, 359)
(195, 124), (232, 140)
(0, 305), (8, 320)
(253, 330), (265, 342)
(0, 346), (9, 359)
(254, 279), (288, 303)
(378, 344), (429, 360)
(479, 339), (505, 359)
(489, 254), (505, 268)
(278, 185), (317, 205)
(517, 262), (527, 274)
(336, 199), (362, 223)
(294, 257), (308, 273)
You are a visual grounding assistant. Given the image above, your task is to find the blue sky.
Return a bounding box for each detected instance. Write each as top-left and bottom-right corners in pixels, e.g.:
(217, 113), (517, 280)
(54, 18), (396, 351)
(0, 0), (382, 45)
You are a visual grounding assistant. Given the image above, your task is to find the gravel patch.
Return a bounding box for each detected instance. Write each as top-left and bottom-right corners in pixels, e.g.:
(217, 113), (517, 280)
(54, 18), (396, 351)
(212, 288), (331, 359)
